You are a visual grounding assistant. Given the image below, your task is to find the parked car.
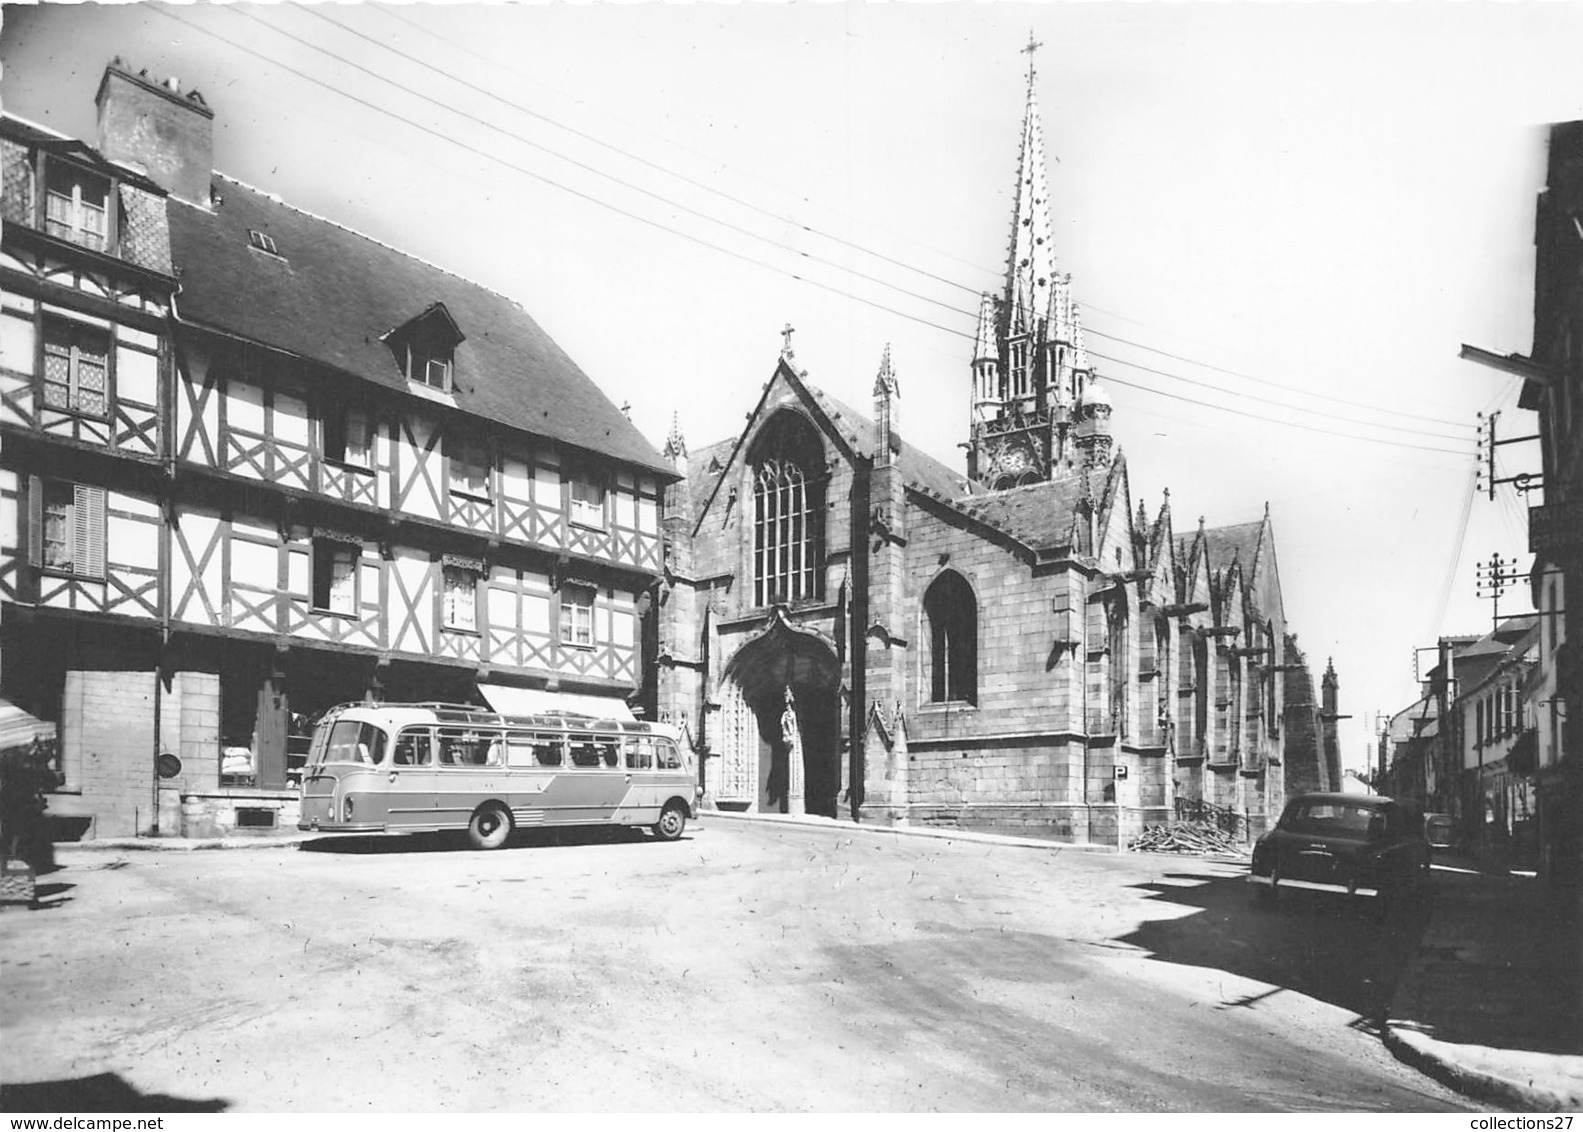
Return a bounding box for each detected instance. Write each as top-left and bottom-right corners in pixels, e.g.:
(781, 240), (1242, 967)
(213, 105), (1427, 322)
(1248, 792), (1431, 916)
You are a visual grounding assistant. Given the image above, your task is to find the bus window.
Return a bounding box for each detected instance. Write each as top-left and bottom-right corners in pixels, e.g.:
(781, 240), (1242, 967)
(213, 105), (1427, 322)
(625, 738), (653, 770)
(569, 738), (601, 768)
(506, 733), (563, 767)
(326, 720), (387, 765)
(438, 728), (502, 768)
(393, 729), (433, 767)
(655, 739), (682, 770)
(597, 739), (620, 768)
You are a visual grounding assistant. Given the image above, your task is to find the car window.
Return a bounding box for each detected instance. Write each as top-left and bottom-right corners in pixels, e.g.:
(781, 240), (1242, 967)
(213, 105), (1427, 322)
(1280, 801), (1380, 837)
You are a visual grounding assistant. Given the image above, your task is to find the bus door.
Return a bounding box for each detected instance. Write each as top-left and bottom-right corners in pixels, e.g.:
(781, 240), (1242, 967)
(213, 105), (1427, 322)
(503, 730), (562, 829)
(386, 727), (439, 829)
(620, 736), (662, 823)
(553, 732), (628, 824)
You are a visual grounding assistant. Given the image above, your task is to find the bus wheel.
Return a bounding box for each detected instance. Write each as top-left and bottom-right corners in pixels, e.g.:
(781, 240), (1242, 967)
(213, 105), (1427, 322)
(653, 803), (687, 842)
(466, 804), (512, 851)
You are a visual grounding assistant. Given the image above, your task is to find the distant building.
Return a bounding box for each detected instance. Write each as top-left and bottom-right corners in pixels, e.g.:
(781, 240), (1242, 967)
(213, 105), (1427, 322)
(655, 56), (1323, 845)
(0, 59), (672, 838)
(1381, 618), (1540, 862)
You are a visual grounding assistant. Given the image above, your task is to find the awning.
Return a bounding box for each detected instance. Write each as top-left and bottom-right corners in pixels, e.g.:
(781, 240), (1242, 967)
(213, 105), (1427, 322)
(476, 684), (635, 723)
(0, 699), (57, 754)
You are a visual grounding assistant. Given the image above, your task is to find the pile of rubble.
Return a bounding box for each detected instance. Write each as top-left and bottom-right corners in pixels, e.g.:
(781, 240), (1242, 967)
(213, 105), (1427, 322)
(1128, 820), (1249, 857)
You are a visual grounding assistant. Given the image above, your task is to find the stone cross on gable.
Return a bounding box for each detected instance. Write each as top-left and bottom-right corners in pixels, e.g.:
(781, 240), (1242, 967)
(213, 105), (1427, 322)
(780, 322), (796, 360)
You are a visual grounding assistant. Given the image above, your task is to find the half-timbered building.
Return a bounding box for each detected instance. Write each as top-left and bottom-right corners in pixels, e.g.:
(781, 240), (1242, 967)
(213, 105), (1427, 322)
(0, 60), (671, 838)
(656, 55), (1313, 845)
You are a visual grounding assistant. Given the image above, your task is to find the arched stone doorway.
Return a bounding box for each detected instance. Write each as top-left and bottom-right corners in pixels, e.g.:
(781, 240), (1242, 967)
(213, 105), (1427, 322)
(713, 614), (841, 817)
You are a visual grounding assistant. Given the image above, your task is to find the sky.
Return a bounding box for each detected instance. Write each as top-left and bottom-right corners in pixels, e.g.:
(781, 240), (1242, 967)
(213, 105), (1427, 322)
(2, 1), (1576, 775)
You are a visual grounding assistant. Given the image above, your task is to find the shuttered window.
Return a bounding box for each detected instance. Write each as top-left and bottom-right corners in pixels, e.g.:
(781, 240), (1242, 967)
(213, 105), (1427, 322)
(27, 478), (106, 579)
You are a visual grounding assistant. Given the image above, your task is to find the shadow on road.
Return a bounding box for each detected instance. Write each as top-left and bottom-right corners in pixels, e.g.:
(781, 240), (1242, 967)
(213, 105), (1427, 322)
(299, 826), (683, 854)
(1, 1073), (229, 1113)
(1116, 866), (1432, 1027)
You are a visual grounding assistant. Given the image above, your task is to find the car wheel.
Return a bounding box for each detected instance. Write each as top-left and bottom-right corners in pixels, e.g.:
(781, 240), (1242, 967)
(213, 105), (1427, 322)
(652, 802), (687, 842)
(466, 803), (512, 851)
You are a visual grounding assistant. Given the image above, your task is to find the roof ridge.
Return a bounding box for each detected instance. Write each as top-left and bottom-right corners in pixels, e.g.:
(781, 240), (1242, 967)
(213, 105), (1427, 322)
(196, 172), (533, 317)
(2, 110), (73, 140)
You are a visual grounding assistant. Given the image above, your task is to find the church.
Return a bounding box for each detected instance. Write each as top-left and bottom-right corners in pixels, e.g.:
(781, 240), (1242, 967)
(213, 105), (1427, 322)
(653, 56), (1325, 846)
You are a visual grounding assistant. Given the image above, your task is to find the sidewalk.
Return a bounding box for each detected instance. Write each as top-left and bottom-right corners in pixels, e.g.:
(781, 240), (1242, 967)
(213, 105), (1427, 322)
(1383, 856), (1583, 1111)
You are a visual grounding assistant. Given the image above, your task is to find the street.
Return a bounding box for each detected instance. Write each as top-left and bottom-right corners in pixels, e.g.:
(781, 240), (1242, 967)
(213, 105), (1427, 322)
(1, 818), (1471, 1112)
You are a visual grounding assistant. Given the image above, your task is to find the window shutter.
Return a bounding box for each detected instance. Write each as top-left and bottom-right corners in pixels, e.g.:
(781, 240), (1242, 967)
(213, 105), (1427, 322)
(26, 475), (42, 569)
(75, 484), (106, 579)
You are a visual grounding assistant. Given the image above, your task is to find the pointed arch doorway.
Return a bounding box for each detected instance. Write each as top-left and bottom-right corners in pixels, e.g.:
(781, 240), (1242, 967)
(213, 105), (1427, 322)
(713, 614), (841, 817)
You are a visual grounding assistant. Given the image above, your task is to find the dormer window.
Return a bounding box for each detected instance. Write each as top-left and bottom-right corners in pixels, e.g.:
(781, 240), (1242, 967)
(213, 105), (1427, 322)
(382, 303), (464, 396)
(406, 344), (452, 391)
(248, 229), (280, 256)
(44, 161), (110, 252)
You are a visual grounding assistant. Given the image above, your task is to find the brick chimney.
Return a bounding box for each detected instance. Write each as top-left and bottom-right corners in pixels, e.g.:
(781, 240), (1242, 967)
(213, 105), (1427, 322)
(95, 58), (214, 206)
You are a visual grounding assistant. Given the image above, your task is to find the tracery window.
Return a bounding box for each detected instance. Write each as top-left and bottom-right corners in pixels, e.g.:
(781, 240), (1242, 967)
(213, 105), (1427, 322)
(923, 571), (977, 704)
(750, 413), (825, 607)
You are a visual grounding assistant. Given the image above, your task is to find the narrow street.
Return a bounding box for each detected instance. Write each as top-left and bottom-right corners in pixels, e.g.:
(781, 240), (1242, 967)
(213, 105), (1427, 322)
(2, 819), (1469, 1112)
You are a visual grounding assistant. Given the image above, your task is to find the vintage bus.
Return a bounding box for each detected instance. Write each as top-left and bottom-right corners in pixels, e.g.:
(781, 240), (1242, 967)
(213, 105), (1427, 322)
(298, 702), (700, 849)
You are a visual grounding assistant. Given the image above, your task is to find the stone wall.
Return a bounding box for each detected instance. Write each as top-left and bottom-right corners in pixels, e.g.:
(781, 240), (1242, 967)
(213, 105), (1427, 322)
(57, 670), (156, 838)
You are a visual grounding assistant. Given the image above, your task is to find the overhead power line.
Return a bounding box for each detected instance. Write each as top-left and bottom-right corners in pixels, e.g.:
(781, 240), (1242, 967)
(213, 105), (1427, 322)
(312, 4), (1483, 440)
(365, 3), (1002, 293)
(148, 5), (1477, 462)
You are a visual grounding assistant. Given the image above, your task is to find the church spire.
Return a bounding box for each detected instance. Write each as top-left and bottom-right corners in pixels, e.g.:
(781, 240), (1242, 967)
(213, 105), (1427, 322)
(1004, 34), (1057, 338)
(968, 35), (1116, 492)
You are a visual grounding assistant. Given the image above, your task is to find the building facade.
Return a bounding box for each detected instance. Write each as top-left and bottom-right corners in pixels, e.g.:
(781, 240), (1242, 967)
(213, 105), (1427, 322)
(656, 62), (1323, 846)
(1, 60), (672, 839)
(1524, 121), (1581, 884)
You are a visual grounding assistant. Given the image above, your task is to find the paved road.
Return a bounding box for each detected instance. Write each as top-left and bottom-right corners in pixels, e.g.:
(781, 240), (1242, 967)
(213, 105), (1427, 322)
(1, 818), (1472, 1112)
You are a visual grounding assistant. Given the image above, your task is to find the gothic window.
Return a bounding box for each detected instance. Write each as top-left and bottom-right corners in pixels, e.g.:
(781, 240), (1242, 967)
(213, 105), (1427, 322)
(42, 316), (109, 419)
(749, 412), (825, 607)
(1009, 338), (1030, 400)
(924, 571), (977, 705)
(1107, 598), (1128, 738)
(1192, 633), (1209, 755)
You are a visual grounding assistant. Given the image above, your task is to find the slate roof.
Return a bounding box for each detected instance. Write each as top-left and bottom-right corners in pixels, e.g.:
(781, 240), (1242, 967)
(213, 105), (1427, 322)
(167, 175), (672, 477)
(952, 474), (1088, 553)
(1202, 519), (1265, 581)
(802, 385), (972, 501)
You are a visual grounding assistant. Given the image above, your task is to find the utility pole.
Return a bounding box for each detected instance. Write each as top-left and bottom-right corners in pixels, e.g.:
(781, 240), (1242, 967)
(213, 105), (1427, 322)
(1476, 411), (1543, 500)
(1475, 552), (1524, 630)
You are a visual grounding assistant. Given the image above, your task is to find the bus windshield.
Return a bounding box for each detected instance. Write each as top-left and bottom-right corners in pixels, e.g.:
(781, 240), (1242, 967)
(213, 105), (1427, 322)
(321, 719), (387, 766)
